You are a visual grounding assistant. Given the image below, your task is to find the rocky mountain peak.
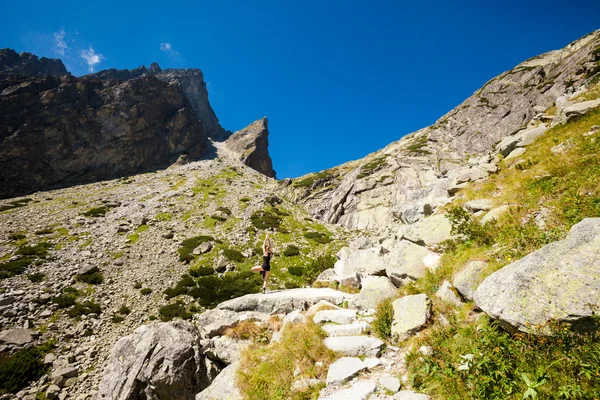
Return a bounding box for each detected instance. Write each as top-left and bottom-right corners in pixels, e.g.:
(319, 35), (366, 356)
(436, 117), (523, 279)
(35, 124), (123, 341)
(224, 117), (276, 178)
(149, 62), (162, 73)
(0, 48), (68, 76)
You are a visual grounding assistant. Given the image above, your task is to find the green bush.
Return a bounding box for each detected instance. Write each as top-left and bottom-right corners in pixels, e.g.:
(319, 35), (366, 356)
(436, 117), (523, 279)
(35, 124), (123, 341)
(67, 300), (102, 317)
(250, 210), (282, 230)
(0, 198), (32, 213)
(288, 266), (304, 276)
(140, 288), (152, 295)
(304, 254), (336, 283)
(210, 214), (227, 222)
(8, 233), (26, 241)
(159, 301), (192, 322)
(83, 206), (110, 218)
(17, 242), (52, 258)
(283, 245), (300, 257)
(372, 298), (394, 339)
(111, 315), (124, 323)
(62, 286), (79, 294)
(75, 272), (104, 284)
(303, 231), (332, 244)
(178, 236), (214, 262)
(0, 344), (51, 394)
(194, 271), (262, 308)
(407, 317), (600, 399)
(446, 207), (496, 246)
(357, 156), (388, 179)
(189, 266), (214, 277)
(293, 172), (333, 188)
(34, 228), (54, 235)
(240, 197), (251, 203)
(27, 273), (45, 283)
(284, 281), (301, 289)
(52, 294), (76, 308)
(118, 305), (131, 315)
(0, 258), (34, 279)
(134, 282), (142, 289)
(223, 248), (244, 262)
(164, 274), (196, 299)
(216, 206), (232, 216)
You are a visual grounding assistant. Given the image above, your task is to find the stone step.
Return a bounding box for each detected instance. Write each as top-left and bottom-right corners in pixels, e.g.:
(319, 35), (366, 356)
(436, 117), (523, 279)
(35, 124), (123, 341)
(313, 309), (357, 325)
(319, 380), (376, 400)
(322, 322), (370, 337)
(323, 335), (384, 357)
(326, 357), (367, 385)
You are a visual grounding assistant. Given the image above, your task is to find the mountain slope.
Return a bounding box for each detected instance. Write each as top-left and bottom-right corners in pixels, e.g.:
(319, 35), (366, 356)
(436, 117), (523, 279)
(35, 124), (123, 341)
(285, 30), (600, 232)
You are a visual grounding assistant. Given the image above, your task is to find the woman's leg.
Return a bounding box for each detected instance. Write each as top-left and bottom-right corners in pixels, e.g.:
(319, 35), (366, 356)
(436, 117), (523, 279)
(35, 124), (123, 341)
(262, 271), (270, 290)
(251, 265), (264, 273)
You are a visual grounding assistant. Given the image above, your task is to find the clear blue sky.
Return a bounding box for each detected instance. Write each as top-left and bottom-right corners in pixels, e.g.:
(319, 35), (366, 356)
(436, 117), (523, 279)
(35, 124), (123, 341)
(1, 1), (599, 178)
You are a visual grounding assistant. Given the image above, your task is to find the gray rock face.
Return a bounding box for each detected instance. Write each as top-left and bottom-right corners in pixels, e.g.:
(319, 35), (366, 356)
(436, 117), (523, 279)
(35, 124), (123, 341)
(435, 280), (463, 307)
(326, 357), (367, 385)
(323, 336), (384, 357)
(0, 72), (206, 198)
(379, 375), (401, 392)
(474, 218), (600, 333)
(397, 214), (453, 247)
(563, 99), (600, 122)
(195, 362), (242, 400)
(334, 246), (388, 281)
(97, 321), (212, 400)
(350, 276), (397, 310)
(313, 309), (357, 325)
(453, 261), (488, 301)
(0, 48), (67, 75)
(385, 241), (440, 287)
(204, 336), (250, 365)
(216, 288), (351, 314)
(0, 328), (34, 345)
(391, 294), (432, 340)
(291, 31), (600, 234)
(224, 117), (276, 177)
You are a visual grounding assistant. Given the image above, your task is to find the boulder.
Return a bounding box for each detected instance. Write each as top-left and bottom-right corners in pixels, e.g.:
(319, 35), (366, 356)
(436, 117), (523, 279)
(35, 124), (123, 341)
(216, 288), (352, 314)
(463, 199), (493, 212)
(379, 375), (401, 392)
(518, 125), (548, 146)
(292, 378), (322, 391)
(323, 336), (384, 357)
(194, 309), (270, 338)
(453, 261), (488, 301)
(195, 362), (242, 400)
(224, 117), (276, 177)
(313, 309), (357, 325)
(474, 218), (600, 333)
(204, 336), (250, 365)
(350, 276), (397, 310)
(393, 391), (431, 400)
(322, 322), (370, 337)
(0, 328), (34, 345)
(435, 280), (463, 307)
(326, 357), (367, 385)
(385, 241), (440, 287)
(397, 214), (453, 247)
(481, 205), (510, 224)
(391, 294), (431, 340)
(505, 147), (527, 160)
(97, 321), (212, 400)
(320, 380), (377, 400)
(306, 300), (340, 316)
(51, 366), (79, 380)
(315, 268), (338, 285)
(334, 247), (388, 281)
(564, 99), (600, 122)
(77, 264), (99, 276)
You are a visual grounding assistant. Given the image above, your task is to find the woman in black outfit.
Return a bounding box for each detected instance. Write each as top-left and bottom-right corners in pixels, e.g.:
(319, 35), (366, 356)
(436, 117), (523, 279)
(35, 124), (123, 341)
(251, 233), (273, 293)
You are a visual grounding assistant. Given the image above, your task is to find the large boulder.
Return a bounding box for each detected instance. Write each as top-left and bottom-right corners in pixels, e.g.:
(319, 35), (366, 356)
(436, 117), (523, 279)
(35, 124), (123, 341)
(326, 357), (367, 385)
(97, 321), (212, 400)
(334, 246), (388, 281)
(0, 328), (35, 345)
(203, 336), (250, 365)
(323, 336), (384, 357)
(453, 261), (488, 301)
(194, 309), (269, 338)
(563, 99), (600, 122)
(216, 288), (352, 314)
(474, 218), (600, 333)
(196, 362), (242, 400)
(350, 276), (397, 310)
(224, 117), (276, 177)
(397, 214), (453, 247)
(385, 241), (440, 287)
(391, 294), (431, 340)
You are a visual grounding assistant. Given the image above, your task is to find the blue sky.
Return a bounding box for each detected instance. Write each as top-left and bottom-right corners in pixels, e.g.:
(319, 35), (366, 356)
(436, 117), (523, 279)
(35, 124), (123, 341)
(1, 1), (599, 178)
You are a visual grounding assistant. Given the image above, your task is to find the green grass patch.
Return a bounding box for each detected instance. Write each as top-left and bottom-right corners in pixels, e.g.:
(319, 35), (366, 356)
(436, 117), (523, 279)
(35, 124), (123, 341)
(406, 134), (431, 155)
(52, 294), (77, 308)
(154, 212), (172, 222)
(8, 232), (26, 241)
(223, 248), (244, 262)
(159, 301), (192, 322)
(67, 300), (102, 318)
(251, 210), (282, 230)
(140, 288), (152, 295)
(27, 273), (45, 283)
(303, 231), (332, 244)
(118, 305), (131, 315)
(111, 315), (124, 323)
(372, 297), (394, 339)
(293, 171), (333, 188)
(34, 228), (54, 235)
(83, 206), (111, 218)
(283, 245), (301, 257)
(0, 198), (33, 213)
(357, 155), (388, 179)
(189, 266), (215, 277)
(75, 272), (104, 285)
(216, 206), (232, 216)
(178, 235), (214, 262)
(0, 342), (53, 394)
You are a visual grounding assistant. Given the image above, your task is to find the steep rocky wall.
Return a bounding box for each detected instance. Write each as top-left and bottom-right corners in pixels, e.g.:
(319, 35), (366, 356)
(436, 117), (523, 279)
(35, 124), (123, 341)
(225, 117), (276, 178)
(287, 30), (600, 232)
(0, 48), (68, 76)
(0, 73), (206, 198)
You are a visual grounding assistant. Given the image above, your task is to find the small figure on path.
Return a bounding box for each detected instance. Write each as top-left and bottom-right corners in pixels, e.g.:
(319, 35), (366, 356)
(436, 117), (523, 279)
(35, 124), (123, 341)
(251, 232), (273, 293)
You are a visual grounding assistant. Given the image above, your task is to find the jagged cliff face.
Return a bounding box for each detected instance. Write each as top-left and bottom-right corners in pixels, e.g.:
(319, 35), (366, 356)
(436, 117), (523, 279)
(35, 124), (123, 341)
(0, 48), (67, 76)
(285, 30), (600, 232)
(224, 117), (276, 178)
(0, 72), (206, 198)
(0, 49), (276, 198)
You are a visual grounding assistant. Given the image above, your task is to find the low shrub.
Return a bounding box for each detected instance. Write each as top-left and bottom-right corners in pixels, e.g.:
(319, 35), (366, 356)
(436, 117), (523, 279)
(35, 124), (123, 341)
(303, 231), (332, 244)
(216, 206), (232, 216)
(250, 210), (282, 230)
(189, 266), (214, 277)
(75, 272), (104, 285)
(34, 228), (53, 235)
(118, 305), (131, 315)
(292, 171), (333, 188)
(372, 297), (394, 339)
(111, 315), (124, 323)
(288, 266), (304, 276)
(0, 198), (32, 213)
(52, 294), (76, 308)
(446, 207), (496, 246)
(283, 245), (300, 257)
(284, 281), (301, 289)
(17, 242), (52, 258)
(0, 258), (34, 279)
(177, 236), (214, 262)
(140, 288), (152, 295)
(303, 254), (336, 283)
(194, 271), (262, 308)
(27, 273), (45, 283)
(83, 206), (110, 218)
(8, 232), (26, 241)
(225, 321), (265, 340)
(159, 301), (192, 322)
(164, 274), (196, 299)
(67, 300), (101, 318)
(210, 214), (227, 222)
(0, 343), (52, 394)
(223, 248), (244, 262)
(134, 282), (142, 289)
(240, 197), (251, 203)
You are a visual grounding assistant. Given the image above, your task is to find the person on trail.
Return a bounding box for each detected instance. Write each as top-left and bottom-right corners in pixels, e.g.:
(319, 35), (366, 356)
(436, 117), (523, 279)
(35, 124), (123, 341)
(251, 232), (273, 293)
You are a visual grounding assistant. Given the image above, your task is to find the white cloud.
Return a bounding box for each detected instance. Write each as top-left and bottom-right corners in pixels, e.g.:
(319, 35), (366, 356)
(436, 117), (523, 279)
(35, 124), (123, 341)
(160, 42), (180, 56)
(80, 47), (104, 72)
(53, 29), (68, 56)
